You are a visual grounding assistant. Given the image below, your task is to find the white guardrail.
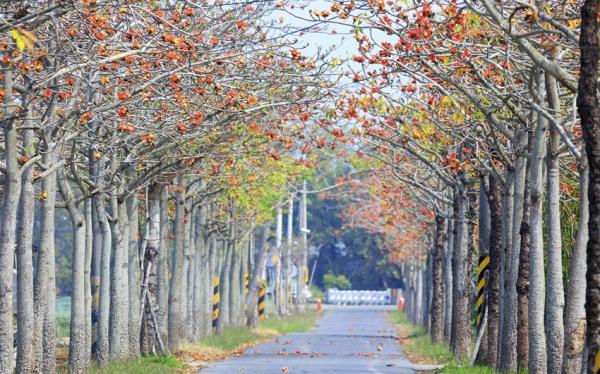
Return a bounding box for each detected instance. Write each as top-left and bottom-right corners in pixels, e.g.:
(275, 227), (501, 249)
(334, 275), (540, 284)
(325, 289), (392, 305)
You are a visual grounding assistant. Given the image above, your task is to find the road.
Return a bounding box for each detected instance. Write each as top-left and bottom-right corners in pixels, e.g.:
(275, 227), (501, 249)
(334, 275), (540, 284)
(199, 305), (415, 374)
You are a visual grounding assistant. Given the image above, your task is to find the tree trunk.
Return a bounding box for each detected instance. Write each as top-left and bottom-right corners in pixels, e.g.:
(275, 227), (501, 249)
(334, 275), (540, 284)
(576, 3), (600, 369)
(109, 184), (130, 358)
(16, 125), (35, 373)
(498, 170), (514, 360)
(157, 184), (169, 345)
(141, 183), (160, 354)
(487, 175), (502, 368)
(528, 71), (548, 374)
(57, 168), (88, 374)
(517, 170), (531, 371)
(246, 225), (270, 328)
(192, 204), (205, 340)
(444, 207), (453, 342)
(476, 180), (490, 363)
(500, 125), (528, 373)
(95, 187), (112, 366)
(285, 197), (294, 314)
(431, 214), (446, 343)
(168, 174), (186, 350)
(127, 179), (141, 357)
(0, 66), (21, 374)
(544, 71), (565, 373)
(84, 198), (93, 368)
(450, 184), (471, 358)
(33, 148), (57, 373)
(562, 157), (588, 373)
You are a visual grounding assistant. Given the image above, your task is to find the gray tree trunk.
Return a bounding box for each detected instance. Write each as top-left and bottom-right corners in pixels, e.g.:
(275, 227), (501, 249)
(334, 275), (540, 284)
(16, 125), (35, 373)
(246, 225), (270, 328)
(450, 184), (471, 359)
(109, 184), (130, 358)
(84, 198), (92, 367)
(500, 126), (528, 372)
(57, 168), (88, 374)
(157, 185), (169, 345)
(431, 215), (445, 343)
(562, 158), (588, 373)
(517, 127), (534, 371)
(528, 72), (549, 374)
(32, 148), (57, 373)
(127, 181), (141, 357)
(0, 67), (21, 374)
(192, 205), (205, 340)
(95, 187), (112, 366)
(544, 72), (565, 373)
(168, 174), (186, 350)
(498, 170), (514, 361)
(444, 208), (454, 342)
(487, 175), (502, 368)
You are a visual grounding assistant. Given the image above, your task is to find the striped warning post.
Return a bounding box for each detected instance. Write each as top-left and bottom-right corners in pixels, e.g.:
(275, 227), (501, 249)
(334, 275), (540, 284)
(212, 275), (220, 328)
(304, 265), (309, 285)
(258, 280), (266, 321)
(244, 271), (250, 294)
(476, 255), (490, 330)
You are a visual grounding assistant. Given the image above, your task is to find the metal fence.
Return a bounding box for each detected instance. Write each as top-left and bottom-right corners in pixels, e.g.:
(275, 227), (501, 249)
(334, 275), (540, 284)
(325, 289), (392, 305)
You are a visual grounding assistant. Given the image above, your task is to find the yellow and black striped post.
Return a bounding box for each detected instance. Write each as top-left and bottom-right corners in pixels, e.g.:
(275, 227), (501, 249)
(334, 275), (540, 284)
(476, 255), (490, 330)
(244, 271), (250, 294)
(258, 280), (266, 321)
(304, 265), (309, 285)
(212, 275), (220, 328)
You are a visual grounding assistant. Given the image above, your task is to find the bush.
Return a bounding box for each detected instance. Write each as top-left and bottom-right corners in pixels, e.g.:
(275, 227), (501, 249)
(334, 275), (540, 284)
(322, 271), (352, 290)
(309, 285), (324, 301)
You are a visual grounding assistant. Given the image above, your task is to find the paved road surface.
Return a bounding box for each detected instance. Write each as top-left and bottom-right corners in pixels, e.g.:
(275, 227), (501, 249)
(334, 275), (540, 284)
(199, 305), (415, 374)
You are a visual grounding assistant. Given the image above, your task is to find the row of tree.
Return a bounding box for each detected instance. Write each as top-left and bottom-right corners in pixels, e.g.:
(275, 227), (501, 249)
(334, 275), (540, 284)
(0, 1), (326, 373)
(316, 0), (599, 373)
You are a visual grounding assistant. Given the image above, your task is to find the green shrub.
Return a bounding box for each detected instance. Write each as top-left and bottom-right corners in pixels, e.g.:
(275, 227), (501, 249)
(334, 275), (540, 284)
(322, 271), (352, 290)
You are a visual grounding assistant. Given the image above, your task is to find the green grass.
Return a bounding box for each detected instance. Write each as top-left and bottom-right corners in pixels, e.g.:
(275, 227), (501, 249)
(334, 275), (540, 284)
(195, 309), (318, 352)
(390, 311), (508, 373)
(439, 365), (498, 373)
(56, 314), (70, 338)
(390, 311), (457, 365)
(60, 355), (184, 374)
(196, 327), (266, 351)
(261, 309), (317, 334)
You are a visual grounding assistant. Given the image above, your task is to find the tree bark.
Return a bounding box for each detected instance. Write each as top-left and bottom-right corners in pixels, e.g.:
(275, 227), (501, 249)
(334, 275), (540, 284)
(486, 175), (502, 368)
(576, 2), (600, 370)
(450, 184), (471, 358)
(528, 71), (548, 374)
(0, 66), (21, 374)
(32, 149), (57, 373)
(444, 206), (453, 342)
(544, 71), (565, 373)
(57, 168), (88, 374)
(127, 176), (141, 357)
(168, 174), (186, 350)
(95, 183), (112, 367)
(431, 214), (446, 343)
(500, 125), (528, 373)
(157, 184), (169, 345)
(109, 183), (129, 358)
(246, 224), (270, 328)
(16, 124), (35, 373)
(562, 157), (588, 373)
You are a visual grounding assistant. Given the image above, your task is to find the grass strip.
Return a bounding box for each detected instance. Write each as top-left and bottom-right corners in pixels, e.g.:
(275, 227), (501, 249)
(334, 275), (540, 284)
(389, 311), (501, 373)
(72, 309), (319, 373)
